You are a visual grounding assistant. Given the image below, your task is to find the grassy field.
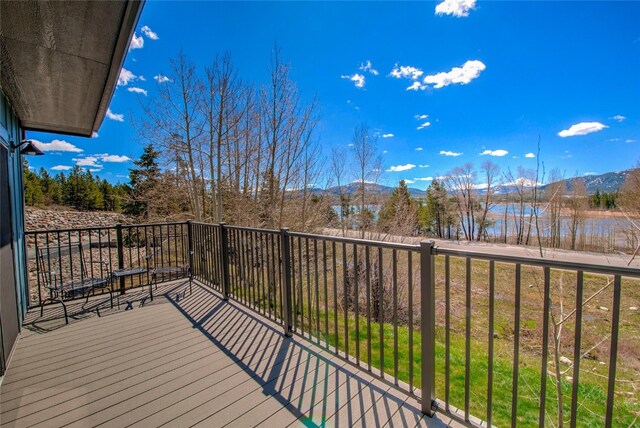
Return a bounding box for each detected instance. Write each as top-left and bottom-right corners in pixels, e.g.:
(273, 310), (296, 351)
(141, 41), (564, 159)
(299, 309), (639, 427)
(207, 232), (640, 426)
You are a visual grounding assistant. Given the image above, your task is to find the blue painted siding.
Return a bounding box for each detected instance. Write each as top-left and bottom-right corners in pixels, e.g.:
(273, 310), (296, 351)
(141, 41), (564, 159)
(0, 90), (27, 321)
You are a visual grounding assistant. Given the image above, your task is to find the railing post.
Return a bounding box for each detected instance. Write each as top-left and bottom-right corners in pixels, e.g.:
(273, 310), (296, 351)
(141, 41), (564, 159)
(187, 221), (194, 276)
(420, 240), (436, 416)
(219, 222), (230, 300)
(115, 224), (126, 295)
(280, 228), (293, 337)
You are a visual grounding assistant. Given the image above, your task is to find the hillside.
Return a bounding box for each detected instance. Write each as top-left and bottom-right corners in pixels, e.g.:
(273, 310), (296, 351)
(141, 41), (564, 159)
(314, 182), (425, 199)
(548, 169), (633, 194)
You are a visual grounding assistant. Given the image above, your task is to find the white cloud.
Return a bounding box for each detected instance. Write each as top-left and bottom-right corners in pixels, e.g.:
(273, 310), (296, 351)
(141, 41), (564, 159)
(88, 168), (103, 173)
(390, 64), (423, 80)
(51, 165), (73, 171)
(404, 179), (415, 184)
(382, 150), (388, 154)
(435, 0), (476, 17)
(73, 153), (131, 170)
(141, 25), (159, 40)
(417, 122), (431, 130)
(154, 74), (171, 83)
(440, 150), (463, 157)
(75, 156), (100, 167)
(387, 163), (416, 172)
(382, 133), (394, 138)
(558, 122), (608, 137)
(611, 115), (626, 122)
(407, 82), (422, 91)
(118, 68), (137, 86)
(419, 164), (429, 168)
(139, 75), (146, 81)
(414, 177), (433, 181)
(106, 108), (124, 122)
(91, 132), (99, 138)
(421, 60), (486, 89)
(415, 114), (428, 120)
(127, 87), (148, 96)
(341, 73), (365, 89)
(626, 139), (639, 143)
(583, 172), (597, 176)
(99, 154), (131, 163)
(480, 149), (508, 157)
(359, 60), (379, 75)
(129, 33), (144, 50)
(524, 152), (535, 158)
(415, 147), (423, 151)
(33, 139), (83, 153)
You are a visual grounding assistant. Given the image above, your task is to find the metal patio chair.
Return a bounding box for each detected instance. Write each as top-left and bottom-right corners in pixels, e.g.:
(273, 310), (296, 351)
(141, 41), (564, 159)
(36, 242), (113, 324)
(149, 233), (193, 300)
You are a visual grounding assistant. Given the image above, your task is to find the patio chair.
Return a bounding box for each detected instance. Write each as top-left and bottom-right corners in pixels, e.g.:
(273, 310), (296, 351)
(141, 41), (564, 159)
(149, 233), (193, 300)
(36, 242), (113, 324)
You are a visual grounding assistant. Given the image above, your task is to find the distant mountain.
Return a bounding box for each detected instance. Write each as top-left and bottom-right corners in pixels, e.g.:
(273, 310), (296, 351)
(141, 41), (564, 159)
(489, 170), (633, 195)
(548, 170), (634, 194)
(315, 182), (425, 199)
(305, 169), (633, 200)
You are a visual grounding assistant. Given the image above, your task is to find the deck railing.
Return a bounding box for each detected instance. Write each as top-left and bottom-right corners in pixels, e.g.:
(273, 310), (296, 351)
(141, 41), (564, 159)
(25, 221), (640, 427)
(26, 222), (191, 305)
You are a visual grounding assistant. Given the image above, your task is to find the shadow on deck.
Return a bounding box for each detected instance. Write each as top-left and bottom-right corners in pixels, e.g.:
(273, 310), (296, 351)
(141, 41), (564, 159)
(0, 280), (457, 427)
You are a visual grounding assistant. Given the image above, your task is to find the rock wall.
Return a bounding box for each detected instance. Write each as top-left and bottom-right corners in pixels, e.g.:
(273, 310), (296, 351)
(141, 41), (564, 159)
(26, 207), (129, 233)
(25, 208), (132, 305)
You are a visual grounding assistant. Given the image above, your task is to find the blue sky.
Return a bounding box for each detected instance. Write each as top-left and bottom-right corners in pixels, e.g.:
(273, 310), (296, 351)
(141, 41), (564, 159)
(27, 0), (640, 190)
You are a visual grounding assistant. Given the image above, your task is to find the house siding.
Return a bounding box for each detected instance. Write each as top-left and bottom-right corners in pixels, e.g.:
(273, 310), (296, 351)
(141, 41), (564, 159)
(0, 88), (27, 376)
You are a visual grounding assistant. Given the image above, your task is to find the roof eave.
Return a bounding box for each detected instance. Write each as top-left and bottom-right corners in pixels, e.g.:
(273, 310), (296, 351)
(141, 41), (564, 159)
(90, 0), (145, 137)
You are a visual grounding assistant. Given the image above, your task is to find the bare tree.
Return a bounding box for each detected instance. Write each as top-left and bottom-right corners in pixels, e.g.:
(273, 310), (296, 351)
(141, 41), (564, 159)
(566, 179), (588, 250)
(259, 44), (318, 229)
(504, 166), (536, 245)
(476, 160), (499, 241)
(139, 52), (204, 220)
(617, 165), (640, 262)
(201, 53), (245, 222)
(444, 163), (477, 241)
(545, 169), (565, 249)
(330, 147), (349, 236)
(351, 123), (381, 239)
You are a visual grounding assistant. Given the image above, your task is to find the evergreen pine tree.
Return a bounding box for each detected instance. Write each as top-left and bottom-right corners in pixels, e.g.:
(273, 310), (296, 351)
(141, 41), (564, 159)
(123, 144), (161, 219)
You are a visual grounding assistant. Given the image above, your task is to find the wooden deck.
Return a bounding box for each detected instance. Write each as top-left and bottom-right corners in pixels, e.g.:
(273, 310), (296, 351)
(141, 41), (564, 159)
(0, 280), (457, 427)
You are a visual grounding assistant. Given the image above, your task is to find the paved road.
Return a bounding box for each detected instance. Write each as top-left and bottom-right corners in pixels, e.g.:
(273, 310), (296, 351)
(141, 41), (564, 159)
(323, 228), (640, 270)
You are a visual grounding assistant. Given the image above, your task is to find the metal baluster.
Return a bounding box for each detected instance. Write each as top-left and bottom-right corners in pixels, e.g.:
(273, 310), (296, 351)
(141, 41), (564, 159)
(539, 266), (551, 427)
(393, 248), (398, 383)
(378, 246), (384, 379)
(465, 257), (471, 420)
(354, 244), (360, 363)
(306, 238), (312, 338)
(323, 240), (329, 348)
(408, 250), (414, 391)
(342, 241), (349, 358)
(314, 239), (320, 343)
(487, 260), (495, 426)
(511, 263), (522, 428)
(365, 245), (372, 371)
(604, 275), (622, 428)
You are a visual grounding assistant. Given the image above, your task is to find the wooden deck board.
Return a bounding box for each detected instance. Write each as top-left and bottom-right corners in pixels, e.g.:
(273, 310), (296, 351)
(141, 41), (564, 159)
(1, 280), (455, 428)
